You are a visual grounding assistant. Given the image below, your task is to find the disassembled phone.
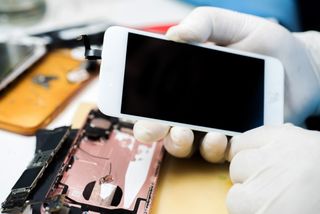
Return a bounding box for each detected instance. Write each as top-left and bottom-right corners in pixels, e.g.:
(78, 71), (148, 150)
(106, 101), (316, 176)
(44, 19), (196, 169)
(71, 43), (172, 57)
(1, 109), (164, 214)
(98, 26), (284, 136)
(0, 49), (97, 135)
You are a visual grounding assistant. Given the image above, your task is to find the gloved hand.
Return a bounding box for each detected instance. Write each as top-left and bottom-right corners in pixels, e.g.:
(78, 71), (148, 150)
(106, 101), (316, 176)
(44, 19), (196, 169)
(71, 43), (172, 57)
(227, 124), (320, 214)
(133, 7), (320, 162)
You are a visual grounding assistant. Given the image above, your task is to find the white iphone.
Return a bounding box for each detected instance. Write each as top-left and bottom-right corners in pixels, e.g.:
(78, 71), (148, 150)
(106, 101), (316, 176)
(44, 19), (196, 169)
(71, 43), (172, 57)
(98, 26), (284, 136)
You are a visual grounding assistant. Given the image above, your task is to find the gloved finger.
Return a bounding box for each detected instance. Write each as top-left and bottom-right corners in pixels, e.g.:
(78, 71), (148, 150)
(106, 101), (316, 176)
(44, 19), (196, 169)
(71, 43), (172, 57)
(199, 132), (228, 163)
(226, 125), (291, 161)
(226, 183), (251, 214)
(229, 149), (265, 184)
(165, 7), (262, 45)
(133, 120), (170, 143)
(228, 181), (268, 214)
(163, 126), (194, 158)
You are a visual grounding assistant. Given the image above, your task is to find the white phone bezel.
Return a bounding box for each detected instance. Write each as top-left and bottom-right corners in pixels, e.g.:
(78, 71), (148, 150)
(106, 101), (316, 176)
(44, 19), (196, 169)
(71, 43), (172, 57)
(98, 26), (284, 136)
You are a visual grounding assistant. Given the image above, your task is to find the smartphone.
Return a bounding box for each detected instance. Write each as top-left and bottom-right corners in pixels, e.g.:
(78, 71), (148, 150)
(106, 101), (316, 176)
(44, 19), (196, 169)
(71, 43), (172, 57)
(0, 37), (46, 91)
(98, 26), (284, 136)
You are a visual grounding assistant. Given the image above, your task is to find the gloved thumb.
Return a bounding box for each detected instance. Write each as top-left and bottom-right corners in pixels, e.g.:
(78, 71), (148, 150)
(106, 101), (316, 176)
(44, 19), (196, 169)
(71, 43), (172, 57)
(165, 7), (262, 46)
(226, 124), (293, 161)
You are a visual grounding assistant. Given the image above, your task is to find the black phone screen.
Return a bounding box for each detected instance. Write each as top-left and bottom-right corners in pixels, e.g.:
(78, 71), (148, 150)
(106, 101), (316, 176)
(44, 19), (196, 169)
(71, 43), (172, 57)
(121, 33), (265, 133)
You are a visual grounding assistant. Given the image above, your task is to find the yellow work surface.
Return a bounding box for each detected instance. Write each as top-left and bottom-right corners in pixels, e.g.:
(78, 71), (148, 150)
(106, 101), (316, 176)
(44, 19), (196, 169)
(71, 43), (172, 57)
(151, 154), (231, 214)
(72, 103), (231, 214)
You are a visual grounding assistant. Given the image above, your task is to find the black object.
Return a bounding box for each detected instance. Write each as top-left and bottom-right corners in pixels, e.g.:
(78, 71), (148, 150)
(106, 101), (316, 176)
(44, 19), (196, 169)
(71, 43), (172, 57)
(111, 186), (123, 207)
(83, 181), (96, 200)
(30, 129), (78, 214)
(297, 0), (320, 31)
(84, 110), (115, 140)
(32, 22), (112, 50)
(1, 127), (71, 213)
(79, 35), (102, 60)
(306, 116), (320, 131)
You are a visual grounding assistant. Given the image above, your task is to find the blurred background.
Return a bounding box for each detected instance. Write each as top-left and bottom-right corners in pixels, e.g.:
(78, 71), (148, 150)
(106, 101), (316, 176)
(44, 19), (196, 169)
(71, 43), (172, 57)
(0, 0), (318, 34)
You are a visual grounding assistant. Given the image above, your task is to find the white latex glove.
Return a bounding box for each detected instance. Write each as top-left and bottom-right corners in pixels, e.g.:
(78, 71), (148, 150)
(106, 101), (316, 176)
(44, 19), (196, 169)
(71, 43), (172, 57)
(133, 7), (320, 162)
(227, 124), (320, 214)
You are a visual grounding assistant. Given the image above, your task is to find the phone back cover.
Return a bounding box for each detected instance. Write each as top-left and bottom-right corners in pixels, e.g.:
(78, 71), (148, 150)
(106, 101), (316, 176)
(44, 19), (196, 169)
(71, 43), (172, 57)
(0, 49), (96, 135)
(73, 104), (232, 214)
(71, 105), (232, 214)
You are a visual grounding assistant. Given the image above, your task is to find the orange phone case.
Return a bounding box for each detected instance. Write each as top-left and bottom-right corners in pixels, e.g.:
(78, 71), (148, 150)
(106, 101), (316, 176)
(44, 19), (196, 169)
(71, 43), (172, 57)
(0, 49), (97, 135)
